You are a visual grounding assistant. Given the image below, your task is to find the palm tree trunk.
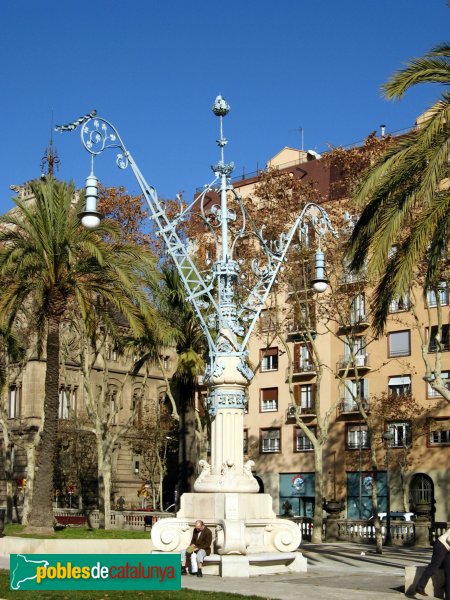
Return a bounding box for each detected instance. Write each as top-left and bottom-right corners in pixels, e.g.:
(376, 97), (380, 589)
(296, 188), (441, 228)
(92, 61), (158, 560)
(178, 386), (197, 494)
(27, 312), (61, 531)
(22, 442), (36, 526)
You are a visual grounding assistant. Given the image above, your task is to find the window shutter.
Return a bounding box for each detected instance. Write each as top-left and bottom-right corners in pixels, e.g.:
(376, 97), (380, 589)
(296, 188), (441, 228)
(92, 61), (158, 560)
(261, 388), (278, 401)
(293, 385), (300, 406)
(363, 379), (369, 399)
(294, 344), (300, 366)
(263, 347), (278, 357)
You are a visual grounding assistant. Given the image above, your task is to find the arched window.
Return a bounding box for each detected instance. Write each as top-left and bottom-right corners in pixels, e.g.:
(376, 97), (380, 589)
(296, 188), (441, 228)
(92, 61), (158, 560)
(409, 473), (434, 504)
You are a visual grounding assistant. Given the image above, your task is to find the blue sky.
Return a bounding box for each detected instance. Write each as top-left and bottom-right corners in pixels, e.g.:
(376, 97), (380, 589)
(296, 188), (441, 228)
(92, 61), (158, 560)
(1, 0), (449, 212)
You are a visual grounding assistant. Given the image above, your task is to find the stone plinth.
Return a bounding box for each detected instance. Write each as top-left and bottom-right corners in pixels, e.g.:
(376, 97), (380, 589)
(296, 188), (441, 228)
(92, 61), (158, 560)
(324, 516), (340, 542)
(151, 492), (304, 576)
(414, 520), (431, 547)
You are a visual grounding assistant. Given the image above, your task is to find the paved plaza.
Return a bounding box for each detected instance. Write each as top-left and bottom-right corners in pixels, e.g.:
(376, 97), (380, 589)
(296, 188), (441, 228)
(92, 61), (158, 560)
(0, 541), (435, 599)
(181, 542), (433, 599)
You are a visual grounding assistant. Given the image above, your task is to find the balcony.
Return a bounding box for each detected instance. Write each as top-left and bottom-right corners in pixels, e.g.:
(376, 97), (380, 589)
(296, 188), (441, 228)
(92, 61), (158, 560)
(337, 354), (371, 373)
(286, 321), (316, 341)
(286, 402), (316, 420)
(338, 313), (370, 332)
(338, 398), (370, 415)
(339, 270), (367, 287)
(286, 361), (317, 380)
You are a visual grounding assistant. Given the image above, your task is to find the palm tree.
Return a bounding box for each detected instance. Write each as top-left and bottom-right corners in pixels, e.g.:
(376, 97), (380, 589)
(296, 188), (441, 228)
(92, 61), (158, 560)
(162, 266), (206, 496)
(348, 43), (450, 332)
(0, 177), (156, 531)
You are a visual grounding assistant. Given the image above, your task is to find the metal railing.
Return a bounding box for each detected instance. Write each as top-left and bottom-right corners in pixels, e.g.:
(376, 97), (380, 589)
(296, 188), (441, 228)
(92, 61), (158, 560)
(287, 403), (316, 419)
(337, 354), (370, 370)
(338, 398), (370, 414)
(286, 362), (316, 378)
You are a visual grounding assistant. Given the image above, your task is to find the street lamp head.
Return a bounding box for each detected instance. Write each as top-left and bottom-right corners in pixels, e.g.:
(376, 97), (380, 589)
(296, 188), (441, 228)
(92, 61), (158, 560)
(81, 172), (103, 229)
(312, 279), (328, 293)
(80, 211), (102, 229)
(311, 250), (328, 293)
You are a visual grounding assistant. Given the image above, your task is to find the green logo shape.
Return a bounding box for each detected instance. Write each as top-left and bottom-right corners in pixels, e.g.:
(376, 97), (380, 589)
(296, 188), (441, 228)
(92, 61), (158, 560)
(10, 554), (180, 590)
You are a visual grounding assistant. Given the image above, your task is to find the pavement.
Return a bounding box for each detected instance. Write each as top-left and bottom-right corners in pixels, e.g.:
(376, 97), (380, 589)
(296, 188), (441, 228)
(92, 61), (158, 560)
(181, 542), (434, 599)
(0, 541), (435, 599)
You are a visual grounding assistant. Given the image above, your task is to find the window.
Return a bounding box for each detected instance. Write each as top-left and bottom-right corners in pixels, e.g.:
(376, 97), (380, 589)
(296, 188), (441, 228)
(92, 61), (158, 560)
(427, 371), (450, 397)
(388, 330), (410, 357)
(342, 255), (366, 284)
(260, 388), (278, 412)
(261, 428), (280, 453)
(342, 379), (369, 411)
(160, 355), (170, 370)
(295, 426), (316, 452)
(131, 390), (143, 425)
(289, 301), (316, 332)
(429, 419), (450, 446)
(427, 282), (449, 307)
(388, 375), (411, 397)
(108, 387), (118, 423)
(261, 347), (278, 372)
(58, 386), (76, 420)
(347, 424), (369, 449)
(350, 294), (366, 324)
(347, 471), (388, 520)
(344, 336), (367, 365)
(428, 325), (450, 352)
(386, 422), (411, 448)
(293, 343), (314, 372)
(8, 385), (21, 418)
(107, 347), (119, 361)
(389, 294), (411, 313)
(243, 429), (248, 454)
(259, 309), (276, 333)
(293, 384), (315, 411)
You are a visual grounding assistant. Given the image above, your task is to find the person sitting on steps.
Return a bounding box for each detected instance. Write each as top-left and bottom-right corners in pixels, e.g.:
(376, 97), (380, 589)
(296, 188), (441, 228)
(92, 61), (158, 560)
(181, 519), (213, 578)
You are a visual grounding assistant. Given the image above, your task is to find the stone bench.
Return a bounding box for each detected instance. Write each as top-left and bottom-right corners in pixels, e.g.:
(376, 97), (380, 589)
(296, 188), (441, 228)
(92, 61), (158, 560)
(201, 552), (306, 577)
(405, 566), (445, 598)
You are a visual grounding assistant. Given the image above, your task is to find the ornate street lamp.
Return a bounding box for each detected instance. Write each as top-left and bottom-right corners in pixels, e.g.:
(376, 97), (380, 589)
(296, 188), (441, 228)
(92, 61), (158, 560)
(57, 98), (337, 574)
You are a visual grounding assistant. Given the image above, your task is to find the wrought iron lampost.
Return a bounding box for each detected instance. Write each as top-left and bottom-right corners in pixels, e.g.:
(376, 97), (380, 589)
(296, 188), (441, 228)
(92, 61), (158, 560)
(57, 97), (337, 497)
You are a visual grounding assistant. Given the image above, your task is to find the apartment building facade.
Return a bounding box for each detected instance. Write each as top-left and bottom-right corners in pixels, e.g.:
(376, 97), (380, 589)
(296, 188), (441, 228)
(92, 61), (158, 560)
(234, 147), (450, 522)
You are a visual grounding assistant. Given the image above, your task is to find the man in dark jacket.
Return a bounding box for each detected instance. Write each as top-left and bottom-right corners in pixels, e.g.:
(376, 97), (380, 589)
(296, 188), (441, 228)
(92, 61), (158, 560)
(181, 520), (213, 577)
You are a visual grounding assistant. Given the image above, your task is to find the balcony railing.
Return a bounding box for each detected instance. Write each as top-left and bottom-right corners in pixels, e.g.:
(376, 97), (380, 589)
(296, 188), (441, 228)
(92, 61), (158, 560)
(287, 402), (316, 419)
(339, 270), (367, 286)
(286, 361), (317, 379)
(339, 314), (370, 330)
(338, 398), (369, 414)
(337, 354), (371, 371)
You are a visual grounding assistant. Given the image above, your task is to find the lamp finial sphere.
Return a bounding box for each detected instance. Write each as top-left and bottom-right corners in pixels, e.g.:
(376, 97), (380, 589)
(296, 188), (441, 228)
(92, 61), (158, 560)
(212, 95), (230, 117)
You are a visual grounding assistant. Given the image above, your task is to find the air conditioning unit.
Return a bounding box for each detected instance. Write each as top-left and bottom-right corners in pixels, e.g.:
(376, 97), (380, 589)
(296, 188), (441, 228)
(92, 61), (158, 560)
(287, 405), (297, 417)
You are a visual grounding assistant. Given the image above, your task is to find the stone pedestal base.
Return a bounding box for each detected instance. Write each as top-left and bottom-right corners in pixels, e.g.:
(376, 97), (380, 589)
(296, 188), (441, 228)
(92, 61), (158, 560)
(151, 492), (303, 576)
(414, 520), (431, 547)
(324, 517), (340, 542)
